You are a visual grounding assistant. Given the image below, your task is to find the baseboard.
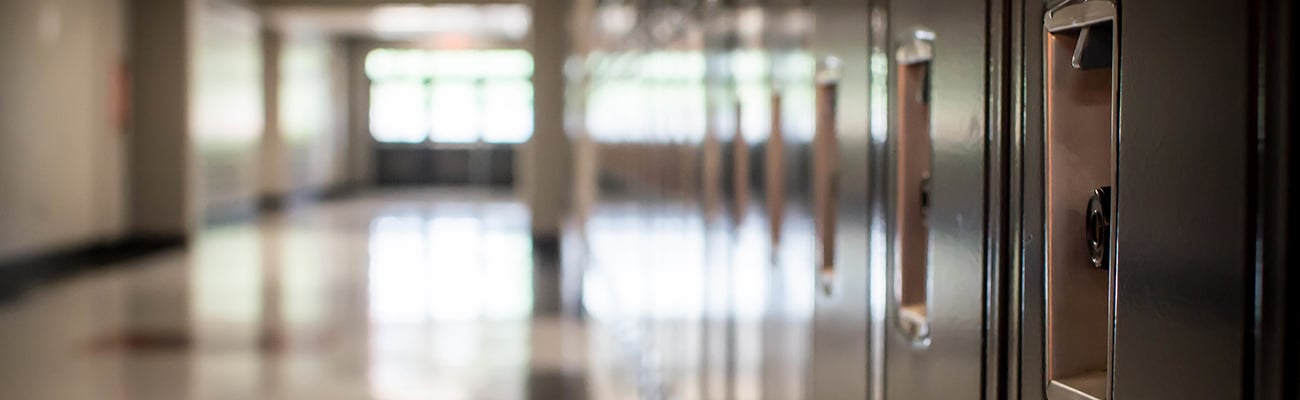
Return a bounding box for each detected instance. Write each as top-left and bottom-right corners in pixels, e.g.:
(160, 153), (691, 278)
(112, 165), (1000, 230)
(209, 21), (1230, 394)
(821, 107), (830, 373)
(205, 202), (260, 226)
(257, 194), (290, 214)
(531, 233), (562, 262)
(319, 185), (359, 201)
(258, 185), (359, 213)
(0, 235), (187, 301)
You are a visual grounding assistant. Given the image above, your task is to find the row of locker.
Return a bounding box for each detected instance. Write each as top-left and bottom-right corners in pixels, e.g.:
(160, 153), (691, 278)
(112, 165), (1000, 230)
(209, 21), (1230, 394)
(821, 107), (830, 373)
(569, 0), (1296, 398)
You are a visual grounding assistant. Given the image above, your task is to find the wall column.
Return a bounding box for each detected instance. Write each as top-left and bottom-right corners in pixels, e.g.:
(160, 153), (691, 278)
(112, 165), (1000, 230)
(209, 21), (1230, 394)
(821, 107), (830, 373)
(526, 0), (574, 246)
(129, 0), (192, 237)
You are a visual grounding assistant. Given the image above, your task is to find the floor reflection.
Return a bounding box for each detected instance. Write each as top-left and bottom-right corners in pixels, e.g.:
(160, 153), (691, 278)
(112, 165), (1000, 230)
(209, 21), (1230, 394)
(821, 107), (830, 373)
(367, 203), (533, 323)
(365, 200), (535, 400)
(577, 199), (814, 400)
(0, 189), (812, 400)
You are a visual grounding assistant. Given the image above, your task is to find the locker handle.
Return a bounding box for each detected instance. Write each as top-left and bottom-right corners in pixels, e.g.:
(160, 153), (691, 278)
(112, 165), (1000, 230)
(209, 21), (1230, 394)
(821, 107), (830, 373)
(1043, 2), (1118, 398)
(893, 31), (935, 343)
(896, 33), (934, 104)
(896, 32), (933, 65)
(814, 58), (840, 295)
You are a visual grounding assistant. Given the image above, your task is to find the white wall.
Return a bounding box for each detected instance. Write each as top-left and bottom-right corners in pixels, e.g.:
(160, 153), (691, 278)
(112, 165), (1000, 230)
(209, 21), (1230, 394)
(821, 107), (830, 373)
(0, 0), (358, 262)
(0, 0), (128, 259)
(191, 0), (265, 222)
(262, 32), (350, 200)
(279, 34), (349, 194)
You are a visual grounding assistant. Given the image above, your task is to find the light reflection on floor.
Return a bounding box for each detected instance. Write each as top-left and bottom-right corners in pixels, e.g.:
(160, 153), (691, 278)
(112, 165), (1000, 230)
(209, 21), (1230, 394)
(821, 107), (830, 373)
(0, 189), (813, 400)
(577, 199), (814, 400)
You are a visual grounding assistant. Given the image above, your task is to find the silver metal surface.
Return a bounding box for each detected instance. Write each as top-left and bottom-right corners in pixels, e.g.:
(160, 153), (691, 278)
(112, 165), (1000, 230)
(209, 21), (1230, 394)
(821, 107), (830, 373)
(1047, 375), (1106, 400)
(1110, 0), (1253, 398)
(808, 0), (873, 396)
(894, 34), (933, 65)
(881, 0), (992, 397)
(1045, 1), (1116, 33)
(1043, 11), (1117, 399)
(892, 45), (933, 344)
(1014, 0), (1049, 397)
(1021, 1), (1262, 399)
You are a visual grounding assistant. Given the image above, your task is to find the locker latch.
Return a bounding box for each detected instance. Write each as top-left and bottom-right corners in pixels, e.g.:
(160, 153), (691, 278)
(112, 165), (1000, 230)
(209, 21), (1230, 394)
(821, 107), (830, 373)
(1045, 0), (1117, 70)
(1072, 25), (1113, 70)
(1086, 186), (1111, 269)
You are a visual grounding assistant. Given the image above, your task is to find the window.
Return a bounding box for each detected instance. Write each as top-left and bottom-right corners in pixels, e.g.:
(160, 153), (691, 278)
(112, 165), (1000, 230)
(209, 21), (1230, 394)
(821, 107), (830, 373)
(370, 80), (429, 143)
(584, 51), (706, 143)
(429, 81), (480, 143)
(366, 49), (534, 144)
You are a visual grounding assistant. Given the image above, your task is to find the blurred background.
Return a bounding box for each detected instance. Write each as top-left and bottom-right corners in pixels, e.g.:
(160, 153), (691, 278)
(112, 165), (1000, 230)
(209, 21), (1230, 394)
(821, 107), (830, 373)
(0, 0), (825, 398)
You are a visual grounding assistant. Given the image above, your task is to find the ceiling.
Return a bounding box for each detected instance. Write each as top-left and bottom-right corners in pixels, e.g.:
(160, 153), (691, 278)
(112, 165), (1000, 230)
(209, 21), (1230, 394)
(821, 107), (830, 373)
(262, 4), (532, 43)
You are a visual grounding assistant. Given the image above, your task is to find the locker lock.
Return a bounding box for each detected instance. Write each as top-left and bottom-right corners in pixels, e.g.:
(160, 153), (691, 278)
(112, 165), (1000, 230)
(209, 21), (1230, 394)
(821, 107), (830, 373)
(919, 175), (932, 222)
(1085, 186), (1111, 269)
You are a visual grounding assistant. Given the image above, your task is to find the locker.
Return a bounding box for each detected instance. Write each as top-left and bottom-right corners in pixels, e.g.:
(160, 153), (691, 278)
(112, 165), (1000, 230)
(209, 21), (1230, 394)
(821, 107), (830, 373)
(807, 0), (873, 396)
(1107, 0), (1248, 396)
(570, 0), (1296, 398)
(879, 0), (1001, 397)
(769, 11), (819, 247)
(893, 36), (933, 341)
(1255, 1), (1299, 398)
(703, 9), (736, 220)
(767, 91), (787, 245)
(1012, 0), (1291, 399)
(1041, 2), (1116, 397)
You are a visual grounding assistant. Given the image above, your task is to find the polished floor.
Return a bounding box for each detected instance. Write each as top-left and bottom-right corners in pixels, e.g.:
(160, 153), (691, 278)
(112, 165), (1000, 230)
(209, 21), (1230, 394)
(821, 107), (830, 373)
(0, 189), (815, 400)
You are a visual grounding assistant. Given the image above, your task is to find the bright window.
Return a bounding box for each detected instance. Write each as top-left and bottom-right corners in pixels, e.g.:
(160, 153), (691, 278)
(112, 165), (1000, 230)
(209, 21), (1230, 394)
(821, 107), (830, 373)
(481, 80), (533, 143)
(584, 51), (706, 143)
(370, 80), (429, 143)
(429, 81), (480, 143)
(367, 49), (534, 144)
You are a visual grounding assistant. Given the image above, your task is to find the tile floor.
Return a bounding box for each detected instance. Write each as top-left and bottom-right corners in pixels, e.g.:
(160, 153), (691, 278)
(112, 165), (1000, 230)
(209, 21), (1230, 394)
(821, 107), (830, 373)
(0, 189), (815, 400)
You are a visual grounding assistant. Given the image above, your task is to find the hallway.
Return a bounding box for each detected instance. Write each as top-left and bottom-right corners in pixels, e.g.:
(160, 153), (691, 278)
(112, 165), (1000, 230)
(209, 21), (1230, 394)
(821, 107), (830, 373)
(0, 190), (814, 400)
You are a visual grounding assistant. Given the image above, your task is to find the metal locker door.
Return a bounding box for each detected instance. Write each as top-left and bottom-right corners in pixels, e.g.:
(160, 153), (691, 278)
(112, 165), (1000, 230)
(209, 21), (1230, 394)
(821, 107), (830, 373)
(1112, 0), (1252, 397)
(1014, 0), (1264, 399)
(1256, 0), (1299, 398)
(807, 0), (872, 396)
(882, 0), (997, 397)
(1013, 0), (1048, 396)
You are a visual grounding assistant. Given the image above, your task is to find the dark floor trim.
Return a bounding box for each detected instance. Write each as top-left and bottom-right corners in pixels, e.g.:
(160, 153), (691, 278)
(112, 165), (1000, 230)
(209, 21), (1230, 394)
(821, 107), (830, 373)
(531, 233), (562, 261)
(258, 185), (360, 214)
(205, 203), (260, 227)
(0, 235), (187, 302)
